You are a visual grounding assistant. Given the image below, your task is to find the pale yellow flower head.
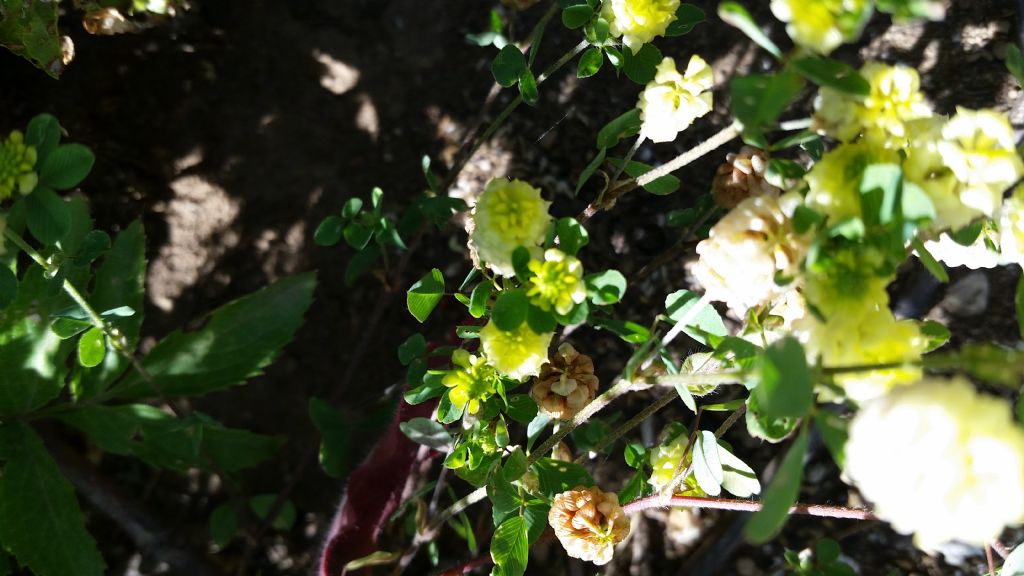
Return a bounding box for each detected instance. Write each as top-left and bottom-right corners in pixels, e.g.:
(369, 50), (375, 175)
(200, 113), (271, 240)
(805, 140), (900, 223)
(814, 62), (932, 147)
(919, 229), (1004, 270)
(526, 249), (586, 315)
(796, 305), (924, 403)
(647, 435), (704, 494)
(442, 348), (502, 415)
(693, 191), (808, 315)
(937, 108), (1024, 218)
(479, 320), (553, 381)
(601, 0), (679, 54)
(470, 178), (552, 276)
(998, 188), (1024, 267)
(0, 131), (38, 200)
(638, 55), (714, 144)
(903, 116), (979, 232)
(771, 0), (871, 55)
(845, 377), (1024, 548)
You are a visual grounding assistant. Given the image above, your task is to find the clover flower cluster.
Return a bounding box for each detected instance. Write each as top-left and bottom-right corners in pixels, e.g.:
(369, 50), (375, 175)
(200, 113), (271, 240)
(0, 130), (38, 200)
(637, 55), (714, 144)
(771, 0), (943, 55)
(601, 0), (680, 54)
(845, 377), (1024, 549)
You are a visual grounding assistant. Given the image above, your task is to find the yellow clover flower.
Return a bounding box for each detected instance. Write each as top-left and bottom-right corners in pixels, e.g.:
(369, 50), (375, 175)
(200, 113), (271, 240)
(796, 305), (924, 403)
(601, 0), (679, 54)
(770, 0), (871, 55)
(801, 245), (890, 321)
(903, 116), (978, 232)
(442, 349), (502, 415)
(937, 108), (1024, 219)
(814, 62), (932, 147)
(479, 320), (553, 381)
(693, 191), (808, 314)
(0, 131), (39, 200)
(845, 377), (1024, 549)
(470, 178), (552, 277)
(638, 55), (714, 144)
(526, 248), (586, 315)
(1001, 189), (1024, 267)
(648, 435), (700, 494)
(805, 140), (899, 223)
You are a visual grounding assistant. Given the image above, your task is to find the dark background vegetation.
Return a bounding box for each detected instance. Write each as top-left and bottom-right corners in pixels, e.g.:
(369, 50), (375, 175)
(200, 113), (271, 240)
(1, 0), (1022, 574)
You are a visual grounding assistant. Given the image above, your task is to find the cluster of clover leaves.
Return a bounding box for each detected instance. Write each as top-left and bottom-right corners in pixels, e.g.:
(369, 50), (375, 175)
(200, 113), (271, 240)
(314, 1), (1024, 575)
(0, 113), (318, 575)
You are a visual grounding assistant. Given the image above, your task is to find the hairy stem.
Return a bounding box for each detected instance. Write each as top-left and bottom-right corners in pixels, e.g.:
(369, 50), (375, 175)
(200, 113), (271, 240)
(622, 494), (878, 521)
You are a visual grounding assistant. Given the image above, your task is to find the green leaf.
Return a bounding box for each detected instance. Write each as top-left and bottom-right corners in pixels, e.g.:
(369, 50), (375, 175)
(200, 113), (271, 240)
(492, 288), (529, 330)
(577, 47), (603, 78)
(512, 246), (532, 283)
(25, 113), (60, 164)
(730, 71), (804, 139)
(595, 317), (649, 343)
(624, 442), (647, 469)
(111, 273), (316, 399)
(692, 430), (724, 496)
(575, 148), (607, 196)
(745, 428), (809, 543)
(531, 458), (594, 496)
(597, 109), (642, 149)
(523, 501), (550, 544)
(859, 163), (903, 225)
(665, 289), (727, 346)
(505, 394), (538, 423)
(490, 516), (529, 576)
(0, 266), (16, 309)
(619, 470), (647, 503)
(25, 187), (70, 245)
(75, 222), (146, 398)
(606, 158), (680, 195)
(0, 0), (63, 78)
(0, 312), (67, 416)
(556, 218), (589, 256)
(585, 269), (627, 305)
(585, 17), (610, 44)
(405, 371), (446, 405)
(519, 68), (539, 106)
(437, 390), (465, 424)
(397, 333), (426, 365)
(718, 2), (782, 58)
(718, 442), (761, 497)
(69, 230), (111, 267)
(38, 144), (95, 190)
(1007, 44), (1024, 88)
(561, 4), (593, 28)
(342, 197), (363, 219)
(407, 268), (445, 323)
(526, 303), (556, 334)
(345, 246), (379, 286)
(77, 327), (106, 368)
(622, 43), (662, 85)
(911, 237), (949, 283)
(814, 411), (848, 470)
(209, 503), (239, 548)
(665, 4), (706, 36)
(0, 423), (105, 575)
(790, 56), (870, 96)
(674, 377), (697, 413)
(753, 337), (812, 419)
(492, 44), (527, 87)
(57, 404), (142, 455)
(399, 417), (451, 450)
(309, 397), (352, 478)
(314, 215), (344, 246)
(918, 319), (950, 353)
(469, 280), (492, 318)
(343, 221), (373, 250)
(249, 494), (297, 531)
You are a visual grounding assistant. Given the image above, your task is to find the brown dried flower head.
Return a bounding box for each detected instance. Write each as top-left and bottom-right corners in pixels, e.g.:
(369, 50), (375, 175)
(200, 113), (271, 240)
(530, 343), (599, 420)
(711, 146), (781, 210)
(549, 486), (631, 565)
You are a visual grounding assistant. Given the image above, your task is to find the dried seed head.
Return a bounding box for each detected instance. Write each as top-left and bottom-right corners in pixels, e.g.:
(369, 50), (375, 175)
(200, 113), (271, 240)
(711, 146), (780, 210)
(549, 486), (631, 565)
(529, 343), (599, 420)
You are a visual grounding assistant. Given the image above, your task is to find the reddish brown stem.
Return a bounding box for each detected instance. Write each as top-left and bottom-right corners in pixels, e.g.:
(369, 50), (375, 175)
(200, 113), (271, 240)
(622, 495), (877, 521)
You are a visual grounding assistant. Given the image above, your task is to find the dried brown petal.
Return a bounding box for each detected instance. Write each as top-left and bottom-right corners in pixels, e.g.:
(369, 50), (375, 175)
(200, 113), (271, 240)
(549, 486), (630, 565)
(711, 146), (781, 210)
(529, 343), (599, 420)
